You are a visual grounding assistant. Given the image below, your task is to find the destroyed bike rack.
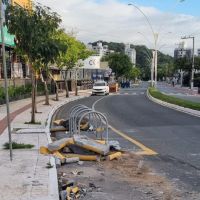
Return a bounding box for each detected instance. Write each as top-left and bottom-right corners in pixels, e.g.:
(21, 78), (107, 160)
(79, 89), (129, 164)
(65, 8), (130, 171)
(69, 104), (109, 143)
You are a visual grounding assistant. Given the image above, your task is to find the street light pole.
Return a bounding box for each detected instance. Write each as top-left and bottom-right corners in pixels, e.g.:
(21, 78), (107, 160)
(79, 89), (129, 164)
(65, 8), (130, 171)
(181, 36), (195, 90)
(0, 0), (13, 161)
(128, 3), (158, 87)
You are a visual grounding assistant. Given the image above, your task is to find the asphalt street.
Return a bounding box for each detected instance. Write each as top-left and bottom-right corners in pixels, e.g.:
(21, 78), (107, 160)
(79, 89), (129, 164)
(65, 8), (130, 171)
(53, 83), (200, 194)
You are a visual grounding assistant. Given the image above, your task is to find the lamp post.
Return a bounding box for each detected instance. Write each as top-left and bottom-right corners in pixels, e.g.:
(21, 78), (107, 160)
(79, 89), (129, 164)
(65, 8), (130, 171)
(128, 3), (158, 87)
(181, 36), (195, 90)
(0, 0), (13, 161)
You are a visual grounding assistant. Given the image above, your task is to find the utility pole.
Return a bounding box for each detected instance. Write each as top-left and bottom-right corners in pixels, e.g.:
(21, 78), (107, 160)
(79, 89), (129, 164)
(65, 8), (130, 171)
(151, 50), (155, 87)
(181, 35), (195, 90)
(0, 0), (13, 161)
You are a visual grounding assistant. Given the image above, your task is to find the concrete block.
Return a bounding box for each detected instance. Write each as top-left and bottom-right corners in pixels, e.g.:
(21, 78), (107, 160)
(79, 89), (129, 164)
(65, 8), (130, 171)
(65, 157), (80, 164)
(73, 135), (110, 156)
(63, 153), (98, 161)
(107, 152), (122, 161)
(48, 138), (74, 152)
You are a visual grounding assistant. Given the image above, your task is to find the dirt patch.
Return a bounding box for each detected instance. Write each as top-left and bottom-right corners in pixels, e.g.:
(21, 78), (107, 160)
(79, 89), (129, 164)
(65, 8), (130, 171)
(58, 152), (195, 200)
(103, 152), (177, 200)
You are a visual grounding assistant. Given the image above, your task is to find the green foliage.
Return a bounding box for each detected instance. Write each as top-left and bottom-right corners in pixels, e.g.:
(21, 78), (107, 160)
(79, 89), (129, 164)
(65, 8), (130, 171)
(0, 83), (48, 104)
(149, 87), (200, 111)
(56, 32), (92, 70)
(5, 3), (62, 68)
(174, 57), (191, 72)
(106, 53), (133, 78)
(91, 41), (125, 53)
(3, 142), (34, 149)
(126, 67), (141, 81)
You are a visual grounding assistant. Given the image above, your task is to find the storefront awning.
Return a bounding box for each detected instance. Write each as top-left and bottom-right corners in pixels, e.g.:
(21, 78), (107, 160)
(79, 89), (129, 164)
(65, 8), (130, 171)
(0, 26), (15, 47)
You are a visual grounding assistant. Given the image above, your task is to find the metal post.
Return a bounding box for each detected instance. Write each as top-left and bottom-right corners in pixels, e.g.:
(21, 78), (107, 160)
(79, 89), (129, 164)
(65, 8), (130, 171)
(75, 68), (78, 96)
(151, 50), (155, 87)
(181, 36), (195, 90)
(191, 37), (195, 90)
(154, 49), (158, 87)
(180, 69), (183, 87)
(0, 0), (13, 161)
(128, 3), (158, 87)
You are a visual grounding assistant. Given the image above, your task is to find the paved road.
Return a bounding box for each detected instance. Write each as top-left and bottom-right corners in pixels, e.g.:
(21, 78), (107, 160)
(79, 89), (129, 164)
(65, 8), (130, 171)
(53, 83), (200, 194)
(157, 82), (200, 103)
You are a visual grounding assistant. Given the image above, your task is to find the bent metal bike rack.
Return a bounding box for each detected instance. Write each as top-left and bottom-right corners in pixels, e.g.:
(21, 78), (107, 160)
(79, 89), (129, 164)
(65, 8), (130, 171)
(68, 104), (109, 143)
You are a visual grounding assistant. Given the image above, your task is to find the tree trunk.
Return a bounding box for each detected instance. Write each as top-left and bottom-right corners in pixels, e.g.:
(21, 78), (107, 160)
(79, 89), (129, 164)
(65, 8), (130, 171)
(31, 72), (36, 123)
(35, 78), (38, 113)
(49, 73), (59, 101)
(65, 78), (69, 98)
(44, 80), (50, 105)
(55, 81), (59, 101)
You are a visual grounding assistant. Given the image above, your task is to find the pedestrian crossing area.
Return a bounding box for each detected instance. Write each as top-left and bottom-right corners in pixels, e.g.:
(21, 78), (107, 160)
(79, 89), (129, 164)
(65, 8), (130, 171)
(111, 92), (145, 96)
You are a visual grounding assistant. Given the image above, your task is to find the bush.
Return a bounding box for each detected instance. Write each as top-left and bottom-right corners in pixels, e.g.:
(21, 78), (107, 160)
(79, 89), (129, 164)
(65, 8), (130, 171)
(0, 81), (53, 105)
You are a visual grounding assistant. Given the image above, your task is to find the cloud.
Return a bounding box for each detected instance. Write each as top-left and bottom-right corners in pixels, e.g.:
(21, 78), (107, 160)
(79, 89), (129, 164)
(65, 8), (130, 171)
(35, 0), (200, 55)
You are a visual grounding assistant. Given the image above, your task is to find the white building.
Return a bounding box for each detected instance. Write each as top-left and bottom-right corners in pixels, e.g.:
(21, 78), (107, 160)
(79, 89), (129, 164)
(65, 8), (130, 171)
(174, 42), (192, 59)
(125, 44), (136, 66)
(197, 49), (200, 57)
(88, 42), (114, 58)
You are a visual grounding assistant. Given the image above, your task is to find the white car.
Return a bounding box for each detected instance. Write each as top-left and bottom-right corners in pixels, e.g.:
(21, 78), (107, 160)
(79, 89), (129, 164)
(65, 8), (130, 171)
(92, 81), (109, 96)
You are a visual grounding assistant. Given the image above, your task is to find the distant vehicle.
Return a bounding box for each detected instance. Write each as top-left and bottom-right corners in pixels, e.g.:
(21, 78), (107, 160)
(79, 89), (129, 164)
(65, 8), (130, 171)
(92, 81), (109, 96)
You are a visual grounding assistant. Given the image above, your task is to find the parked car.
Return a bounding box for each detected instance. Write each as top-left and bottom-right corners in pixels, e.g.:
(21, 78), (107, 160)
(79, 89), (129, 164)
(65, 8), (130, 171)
(92, 81), (109, 96)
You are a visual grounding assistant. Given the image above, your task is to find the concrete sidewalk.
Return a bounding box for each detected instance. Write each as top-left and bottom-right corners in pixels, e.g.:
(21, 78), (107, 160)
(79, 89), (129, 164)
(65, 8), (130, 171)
(0, 91), (90, 200)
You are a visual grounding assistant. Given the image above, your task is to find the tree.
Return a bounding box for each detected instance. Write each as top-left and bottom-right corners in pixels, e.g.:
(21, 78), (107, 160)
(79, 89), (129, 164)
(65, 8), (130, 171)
(127, 67), (141, 82)
(5, 3), (62, 123)
(55, 32), (92, 97)
(106, 53), (133, 79)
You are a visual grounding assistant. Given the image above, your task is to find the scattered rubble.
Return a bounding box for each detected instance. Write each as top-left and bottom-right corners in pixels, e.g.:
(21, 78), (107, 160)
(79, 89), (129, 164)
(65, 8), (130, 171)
(41, 105), (124, 199)
(40, 135), (122, 163)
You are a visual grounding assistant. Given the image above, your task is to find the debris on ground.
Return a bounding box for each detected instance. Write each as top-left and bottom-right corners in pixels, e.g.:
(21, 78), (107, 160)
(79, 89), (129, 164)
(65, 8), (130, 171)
(42, 106), (125, 199)
(52, 118), (90, 131)
(40, 135), (122, 164)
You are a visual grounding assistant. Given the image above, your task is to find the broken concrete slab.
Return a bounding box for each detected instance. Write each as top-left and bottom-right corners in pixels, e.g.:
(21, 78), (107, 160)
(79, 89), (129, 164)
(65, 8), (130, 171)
(63, 153), (99, 161)
(50, 126), (67, 133)
(68, 144), (96, 155)
(108, 140), (121, 151)
(48, 138), (74, 152)
(107, 152), (122, 161)
(65, 157), (80, 164)
(73, 135), (110, 156)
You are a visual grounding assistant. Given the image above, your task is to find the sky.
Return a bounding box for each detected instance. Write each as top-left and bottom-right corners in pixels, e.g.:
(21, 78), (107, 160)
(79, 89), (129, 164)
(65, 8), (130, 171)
(36, 0), (200, 56)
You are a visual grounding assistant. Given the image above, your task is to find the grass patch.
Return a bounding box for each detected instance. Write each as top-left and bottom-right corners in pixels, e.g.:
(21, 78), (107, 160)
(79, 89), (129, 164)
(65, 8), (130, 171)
(3, 142), (34, 149)
(148, 87), (200, 111)
(46, 162), (54, 169)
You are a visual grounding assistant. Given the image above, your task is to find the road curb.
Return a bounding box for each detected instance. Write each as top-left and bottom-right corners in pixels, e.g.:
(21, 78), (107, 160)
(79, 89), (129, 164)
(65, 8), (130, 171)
(45, 95), (86, 200)
(146, 89), (200, 118)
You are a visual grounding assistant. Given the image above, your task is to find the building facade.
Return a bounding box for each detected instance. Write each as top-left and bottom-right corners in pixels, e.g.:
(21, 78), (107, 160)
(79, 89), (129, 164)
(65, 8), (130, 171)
(11, 0), (32, 9)
(88, 42), (114, 58)
(197, 49), (200, 57)
(125, 43), (136, 66)
(0, 0), (32, 83)
(174, 42), (192, 59)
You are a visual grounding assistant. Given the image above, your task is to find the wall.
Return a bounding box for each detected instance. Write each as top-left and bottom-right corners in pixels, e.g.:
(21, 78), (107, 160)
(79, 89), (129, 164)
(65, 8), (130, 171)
(12, 0), (32, 9)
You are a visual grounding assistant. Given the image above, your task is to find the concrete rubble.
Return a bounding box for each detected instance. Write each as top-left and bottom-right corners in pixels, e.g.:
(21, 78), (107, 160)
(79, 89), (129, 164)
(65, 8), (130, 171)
(40, 115), (123, 200)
